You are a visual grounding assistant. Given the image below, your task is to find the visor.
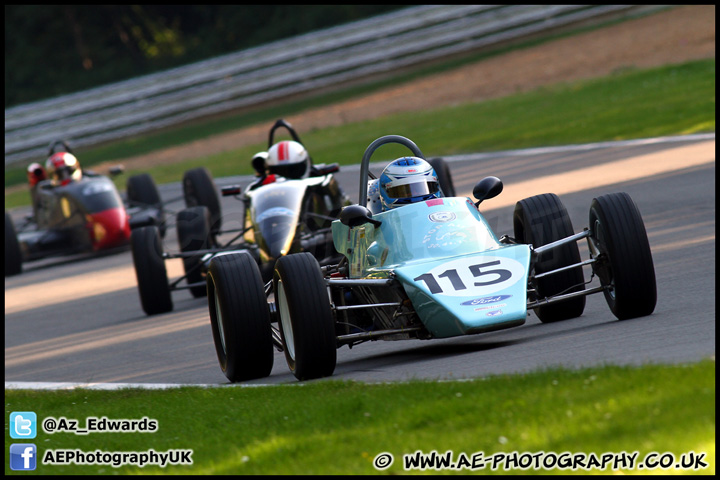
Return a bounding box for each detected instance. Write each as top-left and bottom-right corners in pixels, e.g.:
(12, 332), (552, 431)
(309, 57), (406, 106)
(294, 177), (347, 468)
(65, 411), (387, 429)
(385, 180), (439, 199)
(56, 167), (73, 181)
(269, 161), (307, 179)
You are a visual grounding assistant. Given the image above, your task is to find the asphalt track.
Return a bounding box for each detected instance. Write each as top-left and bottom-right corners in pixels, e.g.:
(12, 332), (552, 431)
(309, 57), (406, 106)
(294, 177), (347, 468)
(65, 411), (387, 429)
(4, 134), (715, 389)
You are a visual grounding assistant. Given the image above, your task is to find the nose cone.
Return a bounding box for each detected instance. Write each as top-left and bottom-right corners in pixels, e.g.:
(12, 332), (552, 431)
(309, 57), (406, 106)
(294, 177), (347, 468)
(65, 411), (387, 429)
(258, 215), (298, 261)
(89, 207), (131, 250)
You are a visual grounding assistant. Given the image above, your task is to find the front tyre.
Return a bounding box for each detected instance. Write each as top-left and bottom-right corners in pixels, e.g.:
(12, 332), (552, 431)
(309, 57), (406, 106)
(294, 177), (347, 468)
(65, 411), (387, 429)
(127, 173), (166, 237)
(589, 192), (656, 320)
(131, 226), (172, 315)
(514, 193), (585, 322)
(274, 253), (336, 381)
(207, 253), (274, 381)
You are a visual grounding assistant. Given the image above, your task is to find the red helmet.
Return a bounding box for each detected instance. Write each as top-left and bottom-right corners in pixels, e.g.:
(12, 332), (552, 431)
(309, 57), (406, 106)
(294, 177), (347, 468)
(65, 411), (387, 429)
(27, 162), (47, 187)
(46, 152), (82, 185)
(266, 141), (309, 179)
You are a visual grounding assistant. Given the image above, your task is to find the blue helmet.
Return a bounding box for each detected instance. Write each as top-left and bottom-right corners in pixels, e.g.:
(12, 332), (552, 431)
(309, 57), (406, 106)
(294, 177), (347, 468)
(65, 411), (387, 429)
(379, 157), (441, 211)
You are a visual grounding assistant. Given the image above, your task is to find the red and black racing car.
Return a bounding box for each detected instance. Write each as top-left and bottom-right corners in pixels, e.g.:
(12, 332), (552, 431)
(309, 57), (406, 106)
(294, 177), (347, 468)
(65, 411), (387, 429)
(5, 141), (165, 276)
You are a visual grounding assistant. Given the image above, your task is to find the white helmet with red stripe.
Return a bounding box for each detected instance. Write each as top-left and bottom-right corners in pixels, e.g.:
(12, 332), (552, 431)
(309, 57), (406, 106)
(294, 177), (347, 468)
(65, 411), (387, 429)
(266, 140), (310, 179)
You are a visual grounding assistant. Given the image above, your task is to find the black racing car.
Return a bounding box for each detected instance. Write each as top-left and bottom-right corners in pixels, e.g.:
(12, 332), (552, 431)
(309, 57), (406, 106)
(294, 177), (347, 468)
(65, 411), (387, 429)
(129, 119), (351, 315)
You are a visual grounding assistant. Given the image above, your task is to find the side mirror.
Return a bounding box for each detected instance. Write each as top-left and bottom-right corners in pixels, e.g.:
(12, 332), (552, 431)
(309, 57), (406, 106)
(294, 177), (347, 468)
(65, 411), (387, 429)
(314, 163), (340, 175)
(251, 156), (266, 175)
(472, 176), (503, 206)
(221, 185), (242, 196)
(109, 165), (125, 176)
(339, 204), (382, 228)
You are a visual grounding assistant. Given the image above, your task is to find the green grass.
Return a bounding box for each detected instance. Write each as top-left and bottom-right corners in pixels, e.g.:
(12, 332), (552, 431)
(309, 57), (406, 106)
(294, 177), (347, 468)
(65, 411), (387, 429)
(4, 360), (714, 475)
(4, 58), (715, 209)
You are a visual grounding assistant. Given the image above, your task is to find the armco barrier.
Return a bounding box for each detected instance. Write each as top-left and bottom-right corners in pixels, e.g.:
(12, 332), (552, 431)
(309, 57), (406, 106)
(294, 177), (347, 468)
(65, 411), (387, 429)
(5, 5), (667, 166)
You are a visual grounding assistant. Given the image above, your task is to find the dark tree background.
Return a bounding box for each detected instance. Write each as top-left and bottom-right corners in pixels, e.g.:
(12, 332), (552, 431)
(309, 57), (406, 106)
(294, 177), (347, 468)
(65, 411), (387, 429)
(4, 5), (403, 108)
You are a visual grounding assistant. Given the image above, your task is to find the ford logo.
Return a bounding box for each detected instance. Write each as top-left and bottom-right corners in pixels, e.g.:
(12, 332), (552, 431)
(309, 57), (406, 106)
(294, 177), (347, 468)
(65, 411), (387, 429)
(461, 295), (511, 306)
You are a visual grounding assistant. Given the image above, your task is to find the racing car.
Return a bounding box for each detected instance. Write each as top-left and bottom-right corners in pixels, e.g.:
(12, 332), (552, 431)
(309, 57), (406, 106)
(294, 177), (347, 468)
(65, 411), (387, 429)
(129, 119), (352, 315)
(206, 134), (657, 382)
(5, 141), (166, 277)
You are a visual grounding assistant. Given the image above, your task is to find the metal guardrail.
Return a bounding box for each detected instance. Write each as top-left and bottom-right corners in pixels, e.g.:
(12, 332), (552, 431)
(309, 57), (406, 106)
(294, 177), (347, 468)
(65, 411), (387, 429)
(5, 5), (666, 166)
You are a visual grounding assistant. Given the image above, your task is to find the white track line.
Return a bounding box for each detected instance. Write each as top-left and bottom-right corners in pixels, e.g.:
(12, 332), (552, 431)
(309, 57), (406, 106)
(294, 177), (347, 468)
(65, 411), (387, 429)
(4, 381), (283, 390)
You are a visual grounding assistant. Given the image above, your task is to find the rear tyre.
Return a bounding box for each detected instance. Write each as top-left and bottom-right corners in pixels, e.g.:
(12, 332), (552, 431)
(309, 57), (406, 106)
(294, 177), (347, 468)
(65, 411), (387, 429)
(176, 206), (212, 298)
(429, 157), (456, 197)
(131, 226), (172, 315)
(127, 173), (166, 237)
(183, 167), (222, 239)
(5, 210), (22, 276)
(514, 193), (585, 322)
(589, 192), (656, 320)
(207, 252), (274, 381)
(274, 253), (336, 380)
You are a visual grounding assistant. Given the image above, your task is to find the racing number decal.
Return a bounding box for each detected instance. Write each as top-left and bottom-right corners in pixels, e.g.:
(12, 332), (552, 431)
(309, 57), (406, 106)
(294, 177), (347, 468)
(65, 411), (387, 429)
(472, 261), (513, 285)
(413, 256), (523, 296)
(414, 261), (509, 293)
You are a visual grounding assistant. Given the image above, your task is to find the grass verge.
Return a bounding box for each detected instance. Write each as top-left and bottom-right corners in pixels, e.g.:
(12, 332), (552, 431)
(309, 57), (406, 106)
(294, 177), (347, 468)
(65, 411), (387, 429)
(4, 359), (715, 475)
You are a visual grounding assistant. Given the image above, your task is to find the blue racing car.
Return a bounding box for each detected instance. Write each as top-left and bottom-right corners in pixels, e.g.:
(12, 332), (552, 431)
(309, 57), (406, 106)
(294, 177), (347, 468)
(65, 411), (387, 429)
(206, 135), (657, 381)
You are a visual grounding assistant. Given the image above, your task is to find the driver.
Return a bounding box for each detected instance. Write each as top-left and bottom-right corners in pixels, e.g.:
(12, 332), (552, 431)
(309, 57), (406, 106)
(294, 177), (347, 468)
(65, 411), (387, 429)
(265, 140), (310, 180)
(46, 151), (82, 186)
(377, 156), (442, 212)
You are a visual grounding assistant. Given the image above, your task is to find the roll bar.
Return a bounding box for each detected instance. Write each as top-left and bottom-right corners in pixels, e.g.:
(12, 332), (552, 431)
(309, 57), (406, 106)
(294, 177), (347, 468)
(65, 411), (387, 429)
(358, 135), (424, 205)
(268, 119), (303, 147)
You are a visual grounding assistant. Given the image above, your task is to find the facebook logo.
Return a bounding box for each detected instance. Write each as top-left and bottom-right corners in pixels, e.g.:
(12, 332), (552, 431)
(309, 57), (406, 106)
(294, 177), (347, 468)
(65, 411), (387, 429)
(10, 444), (37, 471)
(10, 411), (37, 439)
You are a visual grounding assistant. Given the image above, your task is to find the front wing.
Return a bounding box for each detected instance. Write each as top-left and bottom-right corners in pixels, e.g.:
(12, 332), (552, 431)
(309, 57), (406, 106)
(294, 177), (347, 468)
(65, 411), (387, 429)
(394, 244), (531, 338)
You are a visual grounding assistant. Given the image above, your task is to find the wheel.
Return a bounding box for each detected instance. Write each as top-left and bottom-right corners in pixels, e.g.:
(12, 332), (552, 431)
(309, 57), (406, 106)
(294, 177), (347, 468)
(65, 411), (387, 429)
(183, 167), (222, 238)
(273, 252), (336, 380)
(589, 192), (656, 320)
(514, 193), (585, 322)
(131, 225), (172, 315)
(127, 173), (166, 237)
(429, 157), (456, 197)
(5, 210), (22, 276)
(207, 252), (274, 381)
(127, 173), (161, 206)
(176, 206), (212, 298)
